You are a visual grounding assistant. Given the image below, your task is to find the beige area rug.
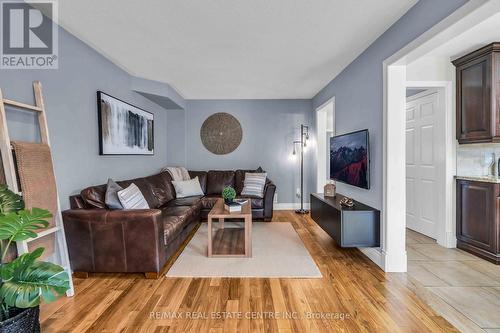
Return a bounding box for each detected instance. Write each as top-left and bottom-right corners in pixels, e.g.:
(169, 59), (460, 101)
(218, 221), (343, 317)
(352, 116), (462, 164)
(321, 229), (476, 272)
(166, 222), (322, 278)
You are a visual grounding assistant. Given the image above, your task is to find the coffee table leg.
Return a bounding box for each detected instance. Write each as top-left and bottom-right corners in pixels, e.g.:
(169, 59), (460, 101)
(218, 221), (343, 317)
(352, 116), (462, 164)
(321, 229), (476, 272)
(219, 218), (224, 229)
(208, 217), (212, 257)
(245, 216), (252, 257)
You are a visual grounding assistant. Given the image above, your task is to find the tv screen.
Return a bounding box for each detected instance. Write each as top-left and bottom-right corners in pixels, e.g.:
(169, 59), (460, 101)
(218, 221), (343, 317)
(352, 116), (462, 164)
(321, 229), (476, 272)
(330, 129), (370, 189)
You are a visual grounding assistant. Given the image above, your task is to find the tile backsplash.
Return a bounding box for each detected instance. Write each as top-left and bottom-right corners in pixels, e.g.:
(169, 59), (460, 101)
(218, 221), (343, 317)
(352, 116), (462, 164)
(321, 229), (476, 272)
(457, 144), (500, 176)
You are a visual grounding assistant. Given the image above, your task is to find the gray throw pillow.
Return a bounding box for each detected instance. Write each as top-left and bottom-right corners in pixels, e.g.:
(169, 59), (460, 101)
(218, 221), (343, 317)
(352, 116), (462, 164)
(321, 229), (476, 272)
(105, 178), (123, 209)
(241, 172), (267, 198)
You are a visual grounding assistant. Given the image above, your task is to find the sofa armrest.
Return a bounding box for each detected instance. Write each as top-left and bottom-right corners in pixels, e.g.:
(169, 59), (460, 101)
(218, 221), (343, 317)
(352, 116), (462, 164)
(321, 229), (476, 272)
(62, 209), (164, 273)
(263, 179), (276, 222)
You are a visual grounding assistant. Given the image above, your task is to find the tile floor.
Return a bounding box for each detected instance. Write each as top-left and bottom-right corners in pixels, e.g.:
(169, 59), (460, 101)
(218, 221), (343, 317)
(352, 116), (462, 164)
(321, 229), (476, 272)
(406, 229), (500, 333)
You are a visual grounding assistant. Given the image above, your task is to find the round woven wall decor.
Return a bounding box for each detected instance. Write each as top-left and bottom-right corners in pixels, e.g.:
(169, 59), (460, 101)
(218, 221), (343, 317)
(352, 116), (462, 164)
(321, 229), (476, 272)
(200, 112), (242, 155)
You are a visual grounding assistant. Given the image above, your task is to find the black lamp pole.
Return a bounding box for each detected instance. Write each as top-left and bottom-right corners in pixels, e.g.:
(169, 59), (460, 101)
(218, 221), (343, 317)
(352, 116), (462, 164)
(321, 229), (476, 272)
(293, 124), (309, 214)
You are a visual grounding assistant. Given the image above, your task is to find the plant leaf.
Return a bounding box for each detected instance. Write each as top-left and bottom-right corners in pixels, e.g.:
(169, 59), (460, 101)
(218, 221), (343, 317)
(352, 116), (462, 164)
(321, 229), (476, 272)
(0, 250), (69, 308)
(1, 248), (44, 282)
(0, 208), (51, 241)
(0, 185), (24, 216)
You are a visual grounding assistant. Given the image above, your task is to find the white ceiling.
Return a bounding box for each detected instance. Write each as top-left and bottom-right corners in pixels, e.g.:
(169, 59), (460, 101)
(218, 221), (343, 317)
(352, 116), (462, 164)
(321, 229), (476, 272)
(55, 0), (417, 99)
(425, 12), (500, 60)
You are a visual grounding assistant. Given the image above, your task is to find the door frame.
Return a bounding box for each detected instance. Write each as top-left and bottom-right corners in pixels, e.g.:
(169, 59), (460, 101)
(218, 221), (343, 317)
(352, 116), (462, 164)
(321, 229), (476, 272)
(381, 0), (496, 272)
(315, 96), (335, 192)
(405, 83), (455, 247)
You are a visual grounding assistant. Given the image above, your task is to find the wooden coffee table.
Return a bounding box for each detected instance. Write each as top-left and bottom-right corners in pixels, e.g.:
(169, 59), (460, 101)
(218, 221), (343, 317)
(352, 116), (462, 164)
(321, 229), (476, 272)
(207, 198), (252, 257)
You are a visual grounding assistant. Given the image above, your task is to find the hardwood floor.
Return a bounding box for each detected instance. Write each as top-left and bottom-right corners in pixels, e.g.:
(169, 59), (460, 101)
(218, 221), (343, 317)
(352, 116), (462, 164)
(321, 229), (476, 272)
(41, 212), (458, 332)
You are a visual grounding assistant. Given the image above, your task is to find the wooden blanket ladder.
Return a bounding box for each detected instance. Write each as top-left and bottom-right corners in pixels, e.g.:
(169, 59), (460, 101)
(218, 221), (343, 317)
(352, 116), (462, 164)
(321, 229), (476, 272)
(0, 81), (74, 297)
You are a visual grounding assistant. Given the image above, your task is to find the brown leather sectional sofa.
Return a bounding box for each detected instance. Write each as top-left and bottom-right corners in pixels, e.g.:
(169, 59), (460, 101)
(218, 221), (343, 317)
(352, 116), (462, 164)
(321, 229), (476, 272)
(62, 169), (276, 278)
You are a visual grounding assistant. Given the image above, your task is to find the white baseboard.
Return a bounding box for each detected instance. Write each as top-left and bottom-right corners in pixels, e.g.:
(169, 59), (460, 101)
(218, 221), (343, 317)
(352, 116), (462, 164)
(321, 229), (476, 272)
(437, 231), (456, 248)
(381, 249), (407, 272)
(358, 247), (384, 269)
(351, 247), (409, 272)
(274, 203), (310, 210)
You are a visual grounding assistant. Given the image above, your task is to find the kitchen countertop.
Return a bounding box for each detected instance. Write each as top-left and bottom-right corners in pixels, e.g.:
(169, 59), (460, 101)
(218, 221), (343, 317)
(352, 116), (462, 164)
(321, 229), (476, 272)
(455, 175), (500, 183)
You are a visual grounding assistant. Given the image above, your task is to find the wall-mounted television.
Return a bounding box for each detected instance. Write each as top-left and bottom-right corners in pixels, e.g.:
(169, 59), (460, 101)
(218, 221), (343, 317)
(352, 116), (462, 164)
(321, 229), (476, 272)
(330, 129), (370, 189)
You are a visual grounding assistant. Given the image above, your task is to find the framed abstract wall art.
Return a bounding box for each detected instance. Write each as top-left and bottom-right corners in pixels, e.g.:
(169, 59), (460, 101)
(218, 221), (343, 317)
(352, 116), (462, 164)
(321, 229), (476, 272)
(97, 91), (154, 155)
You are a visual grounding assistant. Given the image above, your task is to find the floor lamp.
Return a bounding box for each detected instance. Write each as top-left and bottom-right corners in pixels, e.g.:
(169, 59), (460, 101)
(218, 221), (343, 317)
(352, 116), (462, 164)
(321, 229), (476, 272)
(292, 124), (309, 214)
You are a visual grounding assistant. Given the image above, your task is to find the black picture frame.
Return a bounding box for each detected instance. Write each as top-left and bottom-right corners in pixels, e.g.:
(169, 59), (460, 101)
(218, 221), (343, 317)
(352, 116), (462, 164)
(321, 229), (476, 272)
(97, 91), (154, 155)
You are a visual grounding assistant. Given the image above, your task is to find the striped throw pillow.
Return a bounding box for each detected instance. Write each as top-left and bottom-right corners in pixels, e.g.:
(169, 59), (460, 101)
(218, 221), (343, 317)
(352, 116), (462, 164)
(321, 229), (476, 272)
(241, 173), (267, 198)
(117, 183), (150, 209)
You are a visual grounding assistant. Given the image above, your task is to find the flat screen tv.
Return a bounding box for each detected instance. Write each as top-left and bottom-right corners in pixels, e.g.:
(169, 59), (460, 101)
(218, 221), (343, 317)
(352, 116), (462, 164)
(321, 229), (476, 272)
(330, 129), (370, 189)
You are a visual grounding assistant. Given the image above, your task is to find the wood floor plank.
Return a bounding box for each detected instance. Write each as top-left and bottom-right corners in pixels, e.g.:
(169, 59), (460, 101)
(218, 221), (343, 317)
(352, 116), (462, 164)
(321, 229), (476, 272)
(40, 211), (458, 332)
(269, 279), (292, 332)
(236, 278), (251, 333)
(249, 278), (265, 333)
(41, 274), (134, 332)
(87, 277), (160, 332)
(39, 273), (101, 322)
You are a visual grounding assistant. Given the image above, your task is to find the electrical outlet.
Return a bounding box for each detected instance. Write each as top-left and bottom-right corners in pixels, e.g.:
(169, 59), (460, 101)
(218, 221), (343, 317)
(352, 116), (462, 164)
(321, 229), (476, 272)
(273, 193), (278, 203)
(296, 188), (301, 198)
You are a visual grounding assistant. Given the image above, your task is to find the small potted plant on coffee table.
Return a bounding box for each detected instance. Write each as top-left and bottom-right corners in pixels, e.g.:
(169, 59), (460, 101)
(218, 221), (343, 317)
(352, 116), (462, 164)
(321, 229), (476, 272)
(0, 185), (70, 333)
(222, 186), (236, 204)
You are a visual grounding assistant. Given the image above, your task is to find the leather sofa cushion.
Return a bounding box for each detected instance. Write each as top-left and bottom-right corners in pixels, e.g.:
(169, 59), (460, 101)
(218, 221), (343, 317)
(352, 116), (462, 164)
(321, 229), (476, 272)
(163, 215), (190, 245)
(69, 195), (86, 209)
(162, 206), (195, 221)
(82, 181), (157, 209)
(200, 195), (219, 210)
(80, 171), (174, 209)
(165, 196), (202, 209)
(143, 172), (176, 207)
(117, 177), (159, 208)
(188, 171), (207, 194)
(236, 195), (264, 209)
(206, 170), (235, 195)
(81, 185), (107, 208)
(235, 167), (264, 194)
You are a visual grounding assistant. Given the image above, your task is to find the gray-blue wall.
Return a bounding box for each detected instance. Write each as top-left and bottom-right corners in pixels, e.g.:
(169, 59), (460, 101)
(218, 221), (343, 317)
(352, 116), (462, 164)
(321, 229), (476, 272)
(0, 26), (181, 209)
(312, 0), (468, 209)
(166, 109), (187, 166)
(185, 100), (313, 204)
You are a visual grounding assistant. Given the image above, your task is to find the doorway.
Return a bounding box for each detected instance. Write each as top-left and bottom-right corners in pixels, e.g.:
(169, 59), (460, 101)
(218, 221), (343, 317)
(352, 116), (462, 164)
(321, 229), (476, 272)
(379, 0), (500, 274)
(315, 98), (335, 192)
(405, 88), (445, 240)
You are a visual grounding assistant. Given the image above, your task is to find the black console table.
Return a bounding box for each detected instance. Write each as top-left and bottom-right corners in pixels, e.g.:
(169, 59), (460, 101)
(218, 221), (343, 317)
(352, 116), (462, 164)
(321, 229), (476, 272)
(310, 193), (380, 247)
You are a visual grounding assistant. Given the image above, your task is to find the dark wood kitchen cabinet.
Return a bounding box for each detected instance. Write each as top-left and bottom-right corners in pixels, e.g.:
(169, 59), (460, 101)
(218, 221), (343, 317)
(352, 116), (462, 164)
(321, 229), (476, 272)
(456, 179), (500, 264)
(453, 43), (500, 144)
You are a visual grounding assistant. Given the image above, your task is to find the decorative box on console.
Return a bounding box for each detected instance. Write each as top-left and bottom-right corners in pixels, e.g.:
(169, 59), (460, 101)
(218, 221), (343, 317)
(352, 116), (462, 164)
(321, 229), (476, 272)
(324, 181), (336, 197)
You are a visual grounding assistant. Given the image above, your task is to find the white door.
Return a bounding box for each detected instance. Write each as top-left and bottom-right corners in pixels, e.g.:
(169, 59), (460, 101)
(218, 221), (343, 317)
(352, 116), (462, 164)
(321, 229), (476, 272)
(406, 90), (442, 239)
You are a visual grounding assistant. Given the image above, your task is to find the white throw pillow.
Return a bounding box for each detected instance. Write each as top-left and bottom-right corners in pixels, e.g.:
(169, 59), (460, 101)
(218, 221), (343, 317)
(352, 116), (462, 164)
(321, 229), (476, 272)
(172, 177), (204, 198)
(117, 183), (150, 209)
(241, 173), (267, 198)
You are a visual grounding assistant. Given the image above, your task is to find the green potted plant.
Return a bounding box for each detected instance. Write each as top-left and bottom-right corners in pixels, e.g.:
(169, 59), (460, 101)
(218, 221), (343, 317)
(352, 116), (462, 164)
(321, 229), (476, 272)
(222, 186), (236, 204)
(0, 185), (70, 333)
